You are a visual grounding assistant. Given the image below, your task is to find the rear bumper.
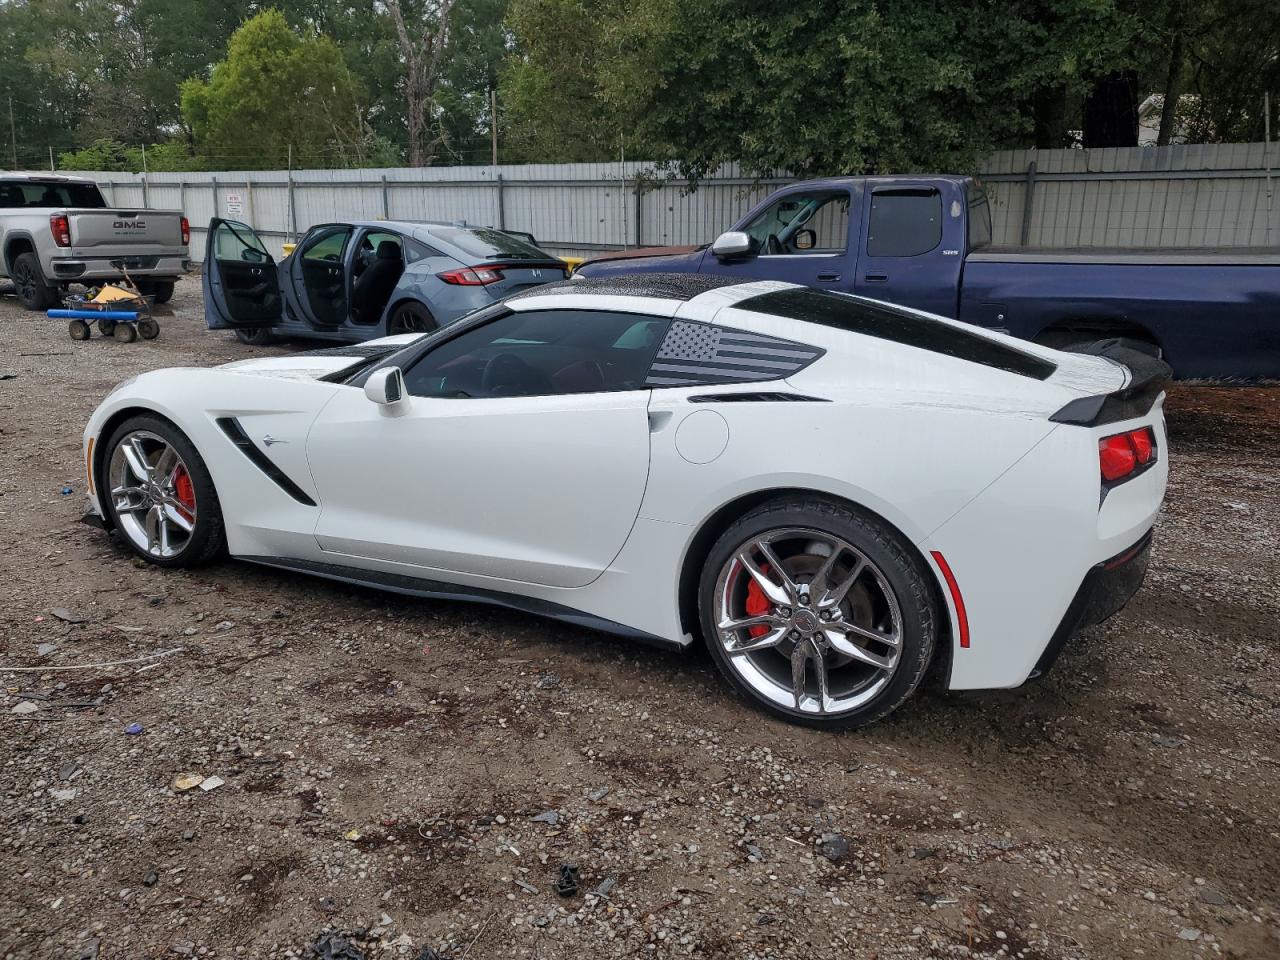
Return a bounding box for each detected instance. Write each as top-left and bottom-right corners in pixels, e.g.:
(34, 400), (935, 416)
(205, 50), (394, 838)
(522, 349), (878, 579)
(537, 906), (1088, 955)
(50, 254), (190, 280)
(1028, 529), (1153, 680)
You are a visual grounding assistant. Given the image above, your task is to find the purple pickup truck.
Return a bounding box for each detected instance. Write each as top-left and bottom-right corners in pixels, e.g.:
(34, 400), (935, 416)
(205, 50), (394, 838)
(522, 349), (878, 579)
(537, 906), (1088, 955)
(575, 175), (1280, 379)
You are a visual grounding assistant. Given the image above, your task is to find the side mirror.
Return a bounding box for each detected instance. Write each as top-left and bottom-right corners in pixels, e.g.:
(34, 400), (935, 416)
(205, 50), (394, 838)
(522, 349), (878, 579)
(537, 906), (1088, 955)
(364, 366), (407, 411)
(711, 231), (753, 261)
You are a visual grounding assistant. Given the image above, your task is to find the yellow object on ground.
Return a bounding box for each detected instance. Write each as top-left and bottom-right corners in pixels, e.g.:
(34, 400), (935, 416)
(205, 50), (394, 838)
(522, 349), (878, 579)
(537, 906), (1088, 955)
(560, 256), (585, 274)
(92, 284), (143, 304)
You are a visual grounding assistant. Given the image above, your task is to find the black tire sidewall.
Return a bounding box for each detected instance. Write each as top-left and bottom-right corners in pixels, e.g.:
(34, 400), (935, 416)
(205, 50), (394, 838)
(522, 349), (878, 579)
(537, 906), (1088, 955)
(14, 253), (56, 310)
(698, 498), (936, 730)
(390, 301), (436, 334)
(102, 415), (224, 568)
(235, 327), (275, 346)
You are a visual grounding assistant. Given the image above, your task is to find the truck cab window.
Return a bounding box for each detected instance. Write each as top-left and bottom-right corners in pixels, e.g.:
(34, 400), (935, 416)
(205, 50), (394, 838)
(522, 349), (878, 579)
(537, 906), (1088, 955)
(867, 189), (942, 258)
(742, 190), (849, 255)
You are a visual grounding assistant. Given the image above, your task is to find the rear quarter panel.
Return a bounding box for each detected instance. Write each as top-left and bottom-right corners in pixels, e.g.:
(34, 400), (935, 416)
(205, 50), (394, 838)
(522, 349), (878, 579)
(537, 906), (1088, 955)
(959, 259), (1280, 379)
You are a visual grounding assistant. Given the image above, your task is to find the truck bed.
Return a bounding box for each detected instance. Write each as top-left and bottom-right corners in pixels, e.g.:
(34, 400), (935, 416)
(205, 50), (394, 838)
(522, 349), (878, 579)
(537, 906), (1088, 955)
(972, 246), (1280, 266)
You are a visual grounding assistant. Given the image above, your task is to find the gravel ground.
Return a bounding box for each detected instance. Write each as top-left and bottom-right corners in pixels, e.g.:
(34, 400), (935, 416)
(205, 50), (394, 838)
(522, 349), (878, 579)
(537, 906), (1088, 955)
(0, 276), (1277, 960)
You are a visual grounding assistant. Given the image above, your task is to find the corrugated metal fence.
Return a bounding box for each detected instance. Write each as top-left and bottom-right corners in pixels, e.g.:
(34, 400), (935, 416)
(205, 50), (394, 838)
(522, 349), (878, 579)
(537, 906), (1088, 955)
(46, 142), (1277, 261)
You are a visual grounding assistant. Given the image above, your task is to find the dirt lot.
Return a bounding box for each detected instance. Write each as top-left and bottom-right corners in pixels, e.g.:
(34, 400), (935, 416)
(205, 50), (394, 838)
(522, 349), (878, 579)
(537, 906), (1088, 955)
(0, 277), (1277, 960)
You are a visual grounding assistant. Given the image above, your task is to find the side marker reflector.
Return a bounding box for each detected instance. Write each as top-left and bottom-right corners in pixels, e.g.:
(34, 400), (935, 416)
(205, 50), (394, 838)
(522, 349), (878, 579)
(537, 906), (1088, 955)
(930, 551), (970, 649)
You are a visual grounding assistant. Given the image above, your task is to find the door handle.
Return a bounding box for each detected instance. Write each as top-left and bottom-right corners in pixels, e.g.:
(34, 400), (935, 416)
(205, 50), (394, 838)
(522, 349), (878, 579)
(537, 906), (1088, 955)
(864, 274), (888, 282)
(817, 273), (841, 282)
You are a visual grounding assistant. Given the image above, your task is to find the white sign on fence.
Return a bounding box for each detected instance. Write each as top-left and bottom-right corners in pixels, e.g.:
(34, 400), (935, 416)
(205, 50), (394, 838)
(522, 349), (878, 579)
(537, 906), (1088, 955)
(225, 192), (243, 217)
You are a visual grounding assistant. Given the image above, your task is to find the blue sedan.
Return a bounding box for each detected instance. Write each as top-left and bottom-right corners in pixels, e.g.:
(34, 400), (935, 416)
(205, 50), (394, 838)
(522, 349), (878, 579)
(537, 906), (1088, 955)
(202, 218), (568, 345)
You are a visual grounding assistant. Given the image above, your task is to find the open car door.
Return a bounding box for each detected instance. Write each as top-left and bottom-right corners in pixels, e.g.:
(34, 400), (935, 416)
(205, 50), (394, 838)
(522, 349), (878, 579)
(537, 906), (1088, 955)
(203, 218), (282, 330)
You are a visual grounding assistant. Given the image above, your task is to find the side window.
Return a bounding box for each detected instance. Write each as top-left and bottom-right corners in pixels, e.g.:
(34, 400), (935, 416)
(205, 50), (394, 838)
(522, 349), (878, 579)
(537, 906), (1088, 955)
(301, 227), (351, 264)
(212, 220), (269, 262)
(867, 189), (943, 257)
(403, 238), (438, 262)
(966, 185), (992, 250)
(403, 309), (669, 399)
(741, 190), (850, 255)
(645, 320), (824, 387)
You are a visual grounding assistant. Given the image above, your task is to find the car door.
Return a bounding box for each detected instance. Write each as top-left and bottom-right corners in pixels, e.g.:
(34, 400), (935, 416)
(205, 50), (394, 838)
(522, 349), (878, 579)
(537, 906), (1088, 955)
(853, 181), (965, 318)
(305, 306), (671, 588)
(701, 186), (858, 291)
(203, 218), (282, 329)
(285, 224), (354, 329)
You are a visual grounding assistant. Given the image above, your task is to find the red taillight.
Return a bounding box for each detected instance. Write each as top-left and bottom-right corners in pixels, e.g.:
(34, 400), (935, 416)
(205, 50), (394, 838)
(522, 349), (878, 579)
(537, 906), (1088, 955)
(438, 266), (504, 285)
(1099, 427), (1156, 483)
(50, 214), (71, 247)
(180, 216), (190, 245)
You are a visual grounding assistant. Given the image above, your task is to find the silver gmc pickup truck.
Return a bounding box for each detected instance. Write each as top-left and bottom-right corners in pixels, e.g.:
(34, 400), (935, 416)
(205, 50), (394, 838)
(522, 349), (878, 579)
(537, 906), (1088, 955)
(1, 174), (189, 310)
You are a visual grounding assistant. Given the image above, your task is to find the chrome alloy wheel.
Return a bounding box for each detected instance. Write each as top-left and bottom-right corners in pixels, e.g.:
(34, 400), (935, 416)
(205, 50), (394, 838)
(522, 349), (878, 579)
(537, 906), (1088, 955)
(713, 527), (903, 716)
(108, 430), (198, 559)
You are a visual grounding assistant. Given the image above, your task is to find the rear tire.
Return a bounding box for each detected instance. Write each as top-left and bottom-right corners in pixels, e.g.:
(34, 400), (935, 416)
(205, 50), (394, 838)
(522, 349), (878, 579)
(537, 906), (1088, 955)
(68, 319), (91, 340)
(12, 252), (58, 310)
(387, 301), (437, 335)
(113, 323), (138, 343)
(101, 415), (226, 567)
(235, 326), (276, 346)
(138, 318), (160, 340)
(698, 497), (937, 730)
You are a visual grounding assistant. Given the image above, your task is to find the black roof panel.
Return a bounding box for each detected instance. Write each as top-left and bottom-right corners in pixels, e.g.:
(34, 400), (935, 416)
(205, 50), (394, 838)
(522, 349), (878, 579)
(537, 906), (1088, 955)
(508, 273), (748, 302)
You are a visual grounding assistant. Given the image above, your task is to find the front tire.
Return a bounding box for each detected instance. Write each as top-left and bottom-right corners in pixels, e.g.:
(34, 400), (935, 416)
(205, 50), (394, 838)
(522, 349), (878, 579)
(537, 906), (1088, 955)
(698, 497), (936, 730)
(137, 279), (175, 304)
(102, 416), (226, 567)
(234, 326), (276, 346)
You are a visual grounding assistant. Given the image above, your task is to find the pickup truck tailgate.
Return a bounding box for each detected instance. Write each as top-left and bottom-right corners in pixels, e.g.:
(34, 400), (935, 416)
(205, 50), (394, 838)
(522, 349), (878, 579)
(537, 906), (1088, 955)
(67, 209), (185, 252)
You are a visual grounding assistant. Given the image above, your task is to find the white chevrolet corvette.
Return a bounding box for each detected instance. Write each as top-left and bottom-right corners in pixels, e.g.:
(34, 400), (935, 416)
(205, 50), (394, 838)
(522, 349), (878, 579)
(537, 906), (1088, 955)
(83, 275), (1169, 728)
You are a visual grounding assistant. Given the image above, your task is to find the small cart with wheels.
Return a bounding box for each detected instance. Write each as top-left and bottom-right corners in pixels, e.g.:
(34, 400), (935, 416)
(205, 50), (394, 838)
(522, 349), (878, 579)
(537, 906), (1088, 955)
(48, 273), (160, 343)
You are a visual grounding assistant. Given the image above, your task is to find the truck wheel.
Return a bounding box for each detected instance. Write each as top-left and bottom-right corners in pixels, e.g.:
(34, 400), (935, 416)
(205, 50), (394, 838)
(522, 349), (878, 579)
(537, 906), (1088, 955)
(138, 279), (175, 304)
(12, 253), (59, 310)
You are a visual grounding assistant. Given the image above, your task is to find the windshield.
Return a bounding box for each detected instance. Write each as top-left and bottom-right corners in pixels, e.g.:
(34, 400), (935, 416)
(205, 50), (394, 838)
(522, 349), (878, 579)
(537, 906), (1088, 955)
(0, 180), (107, 209)
(430, 226), (549, 260)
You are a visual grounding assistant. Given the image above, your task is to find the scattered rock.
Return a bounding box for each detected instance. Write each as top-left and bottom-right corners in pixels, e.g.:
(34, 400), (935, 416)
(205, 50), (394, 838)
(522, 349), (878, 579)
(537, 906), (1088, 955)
(531, 810), (559, 825)
(199, 776), (224, 792)
(1199, 886), (1231, 906)
(11, 701), (40, 716)
(818, 833), (850, 861)
(51, 607), (84, 623)
(1178, 928), (1201, 941)
(172, 774), (204, 792)
(587, 786), (610, 803)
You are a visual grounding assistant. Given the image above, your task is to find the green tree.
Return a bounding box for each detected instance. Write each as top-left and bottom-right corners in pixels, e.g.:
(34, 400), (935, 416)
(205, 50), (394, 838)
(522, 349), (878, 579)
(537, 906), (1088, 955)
(499, 0), (1157, 174)
(180, 9), (369, 169)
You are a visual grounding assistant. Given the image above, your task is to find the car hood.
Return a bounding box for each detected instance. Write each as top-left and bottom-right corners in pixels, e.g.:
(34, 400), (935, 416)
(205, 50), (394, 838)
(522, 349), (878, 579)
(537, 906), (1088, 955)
(217, 335), (422, 381)
(576, 246), (706, 278)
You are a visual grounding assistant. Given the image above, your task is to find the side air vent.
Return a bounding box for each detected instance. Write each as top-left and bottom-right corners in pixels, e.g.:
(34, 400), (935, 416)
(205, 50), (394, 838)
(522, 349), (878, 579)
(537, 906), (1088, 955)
(215, 417), (317, 506)
(688, 392), (829, 403)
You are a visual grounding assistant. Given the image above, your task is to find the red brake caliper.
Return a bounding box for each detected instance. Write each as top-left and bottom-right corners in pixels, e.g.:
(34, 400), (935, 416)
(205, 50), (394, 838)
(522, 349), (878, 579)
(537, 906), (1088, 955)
(744, 563), (771, 638)
(172, 465), (196, 521)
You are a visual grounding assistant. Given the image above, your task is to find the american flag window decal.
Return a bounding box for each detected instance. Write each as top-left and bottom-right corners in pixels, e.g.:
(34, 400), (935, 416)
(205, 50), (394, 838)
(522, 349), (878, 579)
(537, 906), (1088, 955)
(645, 321), (824, 387)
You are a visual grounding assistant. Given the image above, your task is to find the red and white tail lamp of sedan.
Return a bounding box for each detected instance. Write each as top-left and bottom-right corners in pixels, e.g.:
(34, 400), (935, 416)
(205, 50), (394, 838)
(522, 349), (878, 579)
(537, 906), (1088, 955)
(82, 276), (1169, 728)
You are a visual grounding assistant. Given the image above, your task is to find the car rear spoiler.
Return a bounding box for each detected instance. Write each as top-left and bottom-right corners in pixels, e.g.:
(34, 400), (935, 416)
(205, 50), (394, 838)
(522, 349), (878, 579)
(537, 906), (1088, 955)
(1049, 339), (1173, 426)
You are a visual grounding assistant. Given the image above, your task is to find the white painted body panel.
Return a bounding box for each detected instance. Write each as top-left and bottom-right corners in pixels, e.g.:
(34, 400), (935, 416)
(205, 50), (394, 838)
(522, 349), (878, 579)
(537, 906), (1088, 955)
(82, 282), (1166, 693)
